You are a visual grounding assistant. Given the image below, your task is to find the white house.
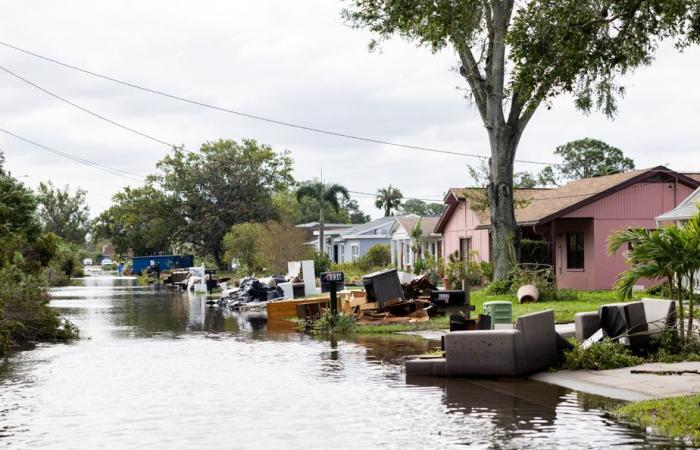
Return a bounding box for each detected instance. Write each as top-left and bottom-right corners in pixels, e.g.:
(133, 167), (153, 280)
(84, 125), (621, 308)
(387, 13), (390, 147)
(390, 215), (442, 272)
(657, 186), (700, 293)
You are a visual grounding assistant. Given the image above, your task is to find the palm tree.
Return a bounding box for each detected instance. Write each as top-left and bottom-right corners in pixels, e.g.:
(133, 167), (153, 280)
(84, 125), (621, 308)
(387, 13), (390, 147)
(375, 185), (403, 216)
(296, 181), (349, 252)
(609, 220), (700, 342)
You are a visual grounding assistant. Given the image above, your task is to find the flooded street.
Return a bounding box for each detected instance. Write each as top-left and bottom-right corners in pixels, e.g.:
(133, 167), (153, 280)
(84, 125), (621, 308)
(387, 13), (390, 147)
(0, 274), (681, 449)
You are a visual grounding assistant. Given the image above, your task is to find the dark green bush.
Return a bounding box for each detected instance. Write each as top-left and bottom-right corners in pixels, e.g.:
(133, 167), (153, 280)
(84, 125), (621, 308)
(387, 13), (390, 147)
(362, 244), (391, 267)
(313, 250), (332, 275)
(563, 340), (644, 370)
(520, 239), (550, 265)
(485, 278), (513, 294)
(0, 266), (79, 355)
(311, 310), (357, 335)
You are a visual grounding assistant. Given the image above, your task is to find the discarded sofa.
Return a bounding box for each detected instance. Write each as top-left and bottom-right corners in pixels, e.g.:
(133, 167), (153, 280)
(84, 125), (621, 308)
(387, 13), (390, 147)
(574, 298), (676, 343)
(406, 309), (558, 377)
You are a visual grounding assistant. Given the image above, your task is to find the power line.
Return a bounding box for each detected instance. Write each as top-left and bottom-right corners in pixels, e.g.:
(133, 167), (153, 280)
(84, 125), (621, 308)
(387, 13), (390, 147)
(347, 189), (443, 203)
(0, 40), (559, 166)
(0, 64), (176, 149)
(0, 127), (145, 182)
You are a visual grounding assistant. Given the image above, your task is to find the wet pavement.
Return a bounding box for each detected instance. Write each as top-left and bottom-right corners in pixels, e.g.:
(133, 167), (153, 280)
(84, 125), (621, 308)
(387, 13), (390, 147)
(0, 274), (687, 449)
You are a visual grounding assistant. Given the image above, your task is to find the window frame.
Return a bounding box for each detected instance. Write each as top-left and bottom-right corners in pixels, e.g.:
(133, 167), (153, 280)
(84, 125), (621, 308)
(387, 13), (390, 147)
(566, 232), (585, 270)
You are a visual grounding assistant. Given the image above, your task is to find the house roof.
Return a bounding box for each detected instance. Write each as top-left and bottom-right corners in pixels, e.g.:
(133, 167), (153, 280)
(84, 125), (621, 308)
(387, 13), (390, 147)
(683, 173), (700, 182)
(436, 166), (700, 231)
(657, 186), (700, 221)
(434, 187), (548, 233)
(396, 214), (441, 237)
(296, 222), (354, 229)
(334, 216), (397, 240)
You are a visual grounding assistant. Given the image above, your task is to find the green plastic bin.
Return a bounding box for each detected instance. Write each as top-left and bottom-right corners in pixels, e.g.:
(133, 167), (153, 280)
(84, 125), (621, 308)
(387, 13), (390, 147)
(482, 301), (513, 329)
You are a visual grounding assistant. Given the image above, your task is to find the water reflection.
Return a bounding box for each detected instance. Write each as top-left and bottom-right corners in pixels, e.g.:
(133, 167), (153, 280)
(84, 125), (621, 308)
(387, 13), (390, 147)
(0, 275), (684, 449)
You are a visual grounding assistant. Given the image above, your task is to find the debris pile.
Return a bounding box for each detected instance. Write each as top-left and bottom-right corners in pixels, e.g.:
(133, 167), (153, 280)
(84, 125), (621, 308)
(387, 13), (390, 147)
(333, 269), (438, 325)
(218, 276), (287, 310)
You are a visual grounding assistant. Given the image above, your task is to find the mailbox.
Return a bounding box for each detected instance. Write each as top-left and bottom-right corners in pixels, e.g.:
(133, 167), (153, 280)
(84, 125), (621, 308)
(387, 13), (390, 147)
(430, 290), (467, 307)
(320, 271), (345, 293)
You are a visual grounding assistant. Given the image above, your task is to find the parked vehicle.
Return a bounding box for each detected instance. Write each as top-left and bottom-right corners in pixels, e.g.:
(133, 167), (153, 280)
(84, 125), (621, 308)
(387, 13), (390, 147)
(83, 258), (93, 266)
(101, 258), (113, 267)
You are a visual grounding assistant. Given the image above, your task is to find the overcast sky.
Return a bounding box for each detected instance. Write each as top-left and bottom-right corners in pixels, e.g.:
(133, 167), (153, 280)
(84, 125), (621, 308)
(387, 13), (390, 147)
(1, 1), (699, 219)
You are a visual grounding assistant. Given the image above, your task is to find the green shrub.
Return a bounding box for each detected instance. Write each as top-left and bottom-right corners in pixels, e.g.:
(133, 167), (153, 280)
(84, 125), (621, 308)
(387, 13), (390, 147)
(519, 239), (550, 265)
(311, 310), (357, 335)
(563, 340), (644, 370)
(313, 250), (332, 275)
(445, 251), (487, 288)
(362, 244), (391, 267)
(479, 261), (494, 282)
(419, 254), (444, 285)
(485, 278), (513, 294)
(0, 266), (79, 355)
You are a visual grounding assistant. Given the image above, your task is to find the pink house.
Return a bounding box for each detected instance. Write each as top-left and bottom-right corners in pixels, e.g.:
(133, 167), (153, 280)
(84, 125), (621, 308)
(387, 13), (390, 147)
(435, 167), (700, 290)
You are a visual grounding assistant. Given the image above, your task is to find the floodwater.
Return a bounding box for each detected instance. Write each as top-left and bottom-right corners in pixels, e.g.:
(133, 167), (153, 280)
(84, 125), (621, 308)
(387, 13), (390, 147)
(0, 274), (685, 449)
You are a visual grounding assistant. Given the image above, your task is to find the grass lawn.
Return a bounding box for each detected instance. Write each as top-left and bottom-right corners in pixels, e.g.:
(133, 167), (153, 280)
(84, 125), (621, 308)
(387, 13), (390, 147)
(612, 394), (700, 444)
(356, 289), (635, 334)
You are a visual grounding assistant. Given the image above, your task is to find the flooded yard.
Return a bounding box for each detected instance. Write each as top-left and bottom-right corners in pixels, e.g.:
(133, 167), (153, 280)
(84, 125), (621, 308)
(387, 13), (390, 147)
(0, 274), (683, 449)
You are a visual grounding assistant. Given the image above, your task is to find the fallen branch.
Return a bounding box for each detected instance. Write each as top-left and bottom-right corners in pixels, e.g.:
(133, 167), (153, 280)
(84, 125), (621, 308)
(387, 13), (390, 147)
(630, 369), (700, 376)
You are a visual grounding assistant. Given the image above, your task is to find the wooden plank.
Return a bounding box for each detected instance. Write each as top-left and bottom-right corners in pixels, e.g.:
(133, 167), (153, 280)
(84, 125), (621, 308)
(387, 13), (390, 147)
(266, 296), (330, 321)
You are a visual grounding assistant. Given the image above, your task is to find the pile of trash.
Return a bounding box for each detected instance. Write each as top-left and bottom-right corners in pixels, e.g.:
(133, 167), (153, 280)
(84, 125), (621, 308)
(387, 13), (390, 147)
(307, 269), (439, 325)
(218, 275), (287, 310)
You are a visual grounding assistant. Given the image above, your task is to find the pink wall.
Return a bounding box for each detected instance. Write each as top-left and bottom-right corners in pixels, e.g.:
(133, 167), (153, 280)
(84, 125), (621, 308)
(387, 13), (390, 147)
(554, 219), (595, 290)
(441, 200), (491, 262)
(556, 181), (696, 290)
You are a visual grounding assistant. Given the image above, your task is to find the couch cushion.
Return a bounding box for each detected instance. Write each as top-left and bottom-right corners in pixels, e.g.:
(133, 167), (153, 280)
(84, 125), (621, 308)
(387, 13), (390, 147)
(515, 309), (557, 373)
(641, 298), (676, 334)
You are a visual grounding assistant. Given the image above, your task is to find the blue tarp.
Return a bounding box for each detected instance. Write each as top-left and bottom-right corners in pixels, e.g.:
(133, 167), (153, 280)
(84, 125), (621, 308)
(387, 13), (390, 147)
(131, 255), (194, 274)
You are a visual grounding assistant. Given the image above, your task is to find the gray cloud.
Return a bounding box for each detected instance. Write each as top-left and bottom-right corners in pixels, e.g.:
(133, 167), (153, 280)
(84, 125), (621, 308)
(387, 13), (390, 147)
(1, 0), (698, 218)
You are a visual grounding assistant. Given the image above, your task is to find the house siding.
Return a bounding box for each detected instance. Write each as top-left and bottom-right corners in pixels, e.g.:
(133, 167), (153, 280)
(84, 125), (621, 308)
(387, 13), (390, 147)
(556, 181), (695, 290)
(441, 201), (490, 262)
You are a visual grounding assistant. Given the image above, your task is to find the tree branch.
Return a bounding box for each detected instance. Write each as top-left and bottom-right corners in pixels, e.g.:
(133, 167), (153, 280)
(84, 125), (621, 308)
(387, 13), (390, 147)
(456, 44), (488, 122)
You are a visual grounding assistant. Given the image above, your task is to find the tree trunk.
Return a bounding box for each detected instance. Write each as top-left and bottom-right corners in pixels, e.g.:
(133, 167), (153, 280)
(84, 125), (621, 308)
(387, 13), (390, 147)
(488, 130), (521, 281)
(688, 272), (695, 341)
(677, 273), (686, 341)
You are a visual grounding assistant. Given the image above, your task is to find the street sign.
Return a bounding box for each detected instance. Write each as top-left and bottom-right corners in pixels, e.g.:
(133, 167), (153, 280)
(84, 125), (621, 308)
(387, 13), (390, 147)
(320, 271), (344, 284)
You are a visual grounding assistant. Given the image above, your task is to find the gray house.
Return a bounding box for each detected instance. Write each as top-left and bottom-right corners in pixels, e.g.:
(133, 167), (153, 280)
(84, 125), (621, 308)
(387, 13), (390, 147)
(330, 216), (396, 263)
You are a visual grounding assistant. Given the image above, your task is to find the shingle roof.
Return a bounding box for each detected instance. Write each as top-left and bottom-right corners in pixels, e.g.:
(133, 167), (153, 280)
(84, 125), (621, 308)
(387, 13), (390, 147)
(438, 166), (700, 230)
(396, 214), (441, 236)
(335, 216), (396, 239)
(657, 187), (700, 221)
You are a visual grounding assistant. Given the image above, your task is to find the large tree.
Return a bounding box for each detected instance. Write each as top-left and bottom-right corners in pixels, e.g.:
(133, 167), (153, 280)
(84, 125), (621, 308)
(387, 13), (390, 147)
(296, 180), (350, 251)
(346, 1), (699, 280)
(375, 185), (403, 216)
(155, 139), (293, 268)
(93, 185), (179, 256)
(400, 198), (445, 216)
(36, 181), (90, 245)
(540, 138), (635, 185)
(0, 152), (41, 240)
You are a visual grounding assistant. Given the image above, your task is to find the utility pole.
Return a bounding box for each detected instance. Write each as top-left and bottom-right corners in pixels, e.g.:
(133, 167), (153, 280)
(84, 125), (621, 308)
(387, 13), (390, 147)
(318, 166), (325, 256)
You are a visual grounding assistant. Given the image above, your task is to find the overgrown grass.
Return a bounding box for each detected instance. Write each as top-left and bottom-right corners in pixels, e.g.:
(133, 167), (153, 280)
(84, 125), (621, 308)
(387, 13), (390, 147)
(613, 394), (700, 444)
(311, 310), (357, 335)
(562, 340), (644, 370)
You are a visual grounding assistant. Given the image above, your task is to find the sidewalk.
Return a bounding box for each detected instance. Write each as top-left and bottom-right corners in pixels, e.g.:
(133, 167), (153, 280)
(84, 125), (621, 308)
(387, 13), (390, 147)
(531, 361), (700, 401)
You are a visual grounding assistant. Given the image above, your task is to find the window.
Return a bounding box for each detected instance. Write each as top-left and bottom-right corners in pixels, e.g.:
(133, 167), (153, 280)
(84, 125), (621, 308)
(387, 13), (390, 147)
(340, 244), (345, 263)
(566, 233), (585, 269)
(351, 244), (360, 262)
